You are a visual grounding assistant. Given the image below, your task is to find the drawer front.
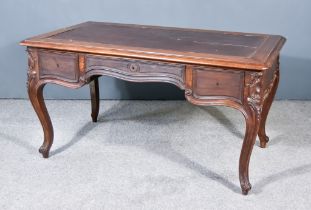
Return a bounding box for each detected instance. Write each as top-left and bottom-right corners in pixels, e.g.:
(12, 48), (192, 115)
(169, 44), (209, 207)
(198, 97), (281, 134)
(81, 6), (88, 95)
(38, 50), (79, 82)
(86, 55), (185, 84)
(193, 66), (244, 101)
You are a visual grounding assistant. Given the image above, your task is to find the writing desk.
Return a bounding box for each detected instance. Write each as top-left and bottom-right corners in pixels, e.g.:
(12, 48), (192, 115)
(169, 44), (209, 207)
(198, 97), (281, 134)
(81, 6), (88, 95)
(20, 22), (286, 195)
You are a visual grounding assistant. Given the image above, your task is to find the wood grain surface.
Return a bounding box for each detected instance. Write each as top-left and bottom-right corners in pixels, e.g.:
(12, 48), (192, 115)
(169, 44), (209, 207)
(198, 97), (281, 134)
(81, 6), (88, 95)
(21, 22), (285, 70)
(20, 22), (286, 195)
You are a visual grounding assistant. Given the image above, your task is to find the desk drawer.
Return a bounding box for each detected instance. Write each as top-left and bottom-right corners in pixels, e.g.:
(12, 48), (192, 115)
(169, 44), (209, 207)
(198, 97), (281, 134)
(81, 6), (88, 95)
(86, 55), (185, 83)
(192, 66), (244, 101)
(38, 50), (79, 82)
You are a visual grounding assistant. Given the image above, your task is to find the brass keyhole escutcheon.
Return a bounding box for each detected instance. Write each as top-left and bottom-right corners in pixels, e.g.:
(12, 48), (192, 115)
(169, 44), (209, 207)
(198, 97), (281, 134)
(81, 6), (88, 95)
(128, 63), (140, 72)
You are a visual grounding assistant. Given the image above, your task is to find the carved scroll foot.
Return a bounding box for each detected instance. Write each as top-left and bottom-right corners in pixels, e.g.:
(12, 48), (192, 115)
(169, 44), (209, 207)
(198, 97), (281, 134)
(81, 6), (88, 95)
(89, 76), (100, 122)
(39, 145), (50, 158)
(259, 136), (269, 148)
(241, 182), (252, 195)
(28, 81), (54, 159)
(258, 69), (279, 148)
(239, 105), (259, 195)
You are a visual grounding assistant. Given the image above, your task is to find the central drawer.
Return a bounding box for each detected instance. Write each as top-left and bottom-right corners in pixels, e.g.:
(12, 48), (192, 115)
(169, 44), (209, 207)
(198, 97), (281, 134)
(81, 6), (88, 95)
(85, 55), (185, 86)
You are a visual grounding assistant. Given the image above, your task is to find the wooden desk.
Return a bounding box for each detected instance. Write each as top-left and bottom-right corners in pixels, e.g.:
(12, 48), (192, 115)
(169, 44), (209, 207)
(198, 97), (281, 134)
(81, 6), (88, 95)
(20, 22), (285, 195)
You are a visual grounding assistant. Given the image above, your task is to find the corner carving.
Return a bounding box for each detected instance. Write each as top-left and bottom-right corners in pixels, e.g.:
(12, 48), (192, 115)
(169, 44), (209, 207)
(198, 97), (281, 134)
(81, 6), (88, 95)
(26, 49), (37, 89)
(246, 72), (263, 121)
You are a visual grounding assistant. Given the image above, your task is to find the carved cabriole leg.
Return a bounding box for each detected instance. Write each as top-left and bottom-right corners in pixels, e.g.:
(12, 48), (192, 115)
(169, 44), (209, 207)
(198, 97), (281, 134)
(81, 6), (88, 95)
(89, 76), (100, 122)
(27, 49), (54, 158)
(28, 82), (53, 158)
(184, 65), (263, 195)
(258, 63), (280, 148)
(239, 105), (259, 195)
(239, 71), (263, 195)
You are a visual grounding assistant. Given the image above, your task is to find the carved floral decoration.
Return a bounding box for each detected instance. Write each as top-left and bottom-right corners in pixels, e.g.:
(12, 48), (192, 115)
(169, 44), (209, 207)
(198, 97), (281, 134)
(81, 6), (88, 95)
(26, 50), (37, 89)
(246, 72), (263, 121)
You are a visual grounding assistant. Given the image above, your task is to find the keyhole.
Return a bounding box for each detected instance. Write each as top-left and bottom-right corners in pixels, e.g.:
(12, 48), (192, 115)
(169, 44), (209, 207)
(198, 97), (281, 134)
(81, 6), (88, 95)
(216, 82), (220, 86)
(129, 63), (139, 72)
(56, 63), (60, 68)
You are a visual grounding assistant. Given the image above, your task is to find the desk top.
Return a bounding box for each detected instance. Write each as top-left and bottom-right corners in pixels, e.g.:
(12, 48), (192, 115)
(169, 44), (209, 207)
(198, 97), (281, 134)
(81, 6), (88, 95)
(20, 21), (285, 70)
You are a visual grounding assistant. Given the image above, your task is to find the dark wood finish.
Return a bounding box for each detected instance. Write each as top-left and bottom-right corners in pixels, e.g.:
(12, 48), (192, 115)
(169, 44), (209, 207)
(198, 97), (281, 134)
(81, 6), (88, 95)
(258, 59), (280, 148)
(27, 49), (54, 158)
(38, 50), (79, 82)
(86, 55), (185, 89)
(89, 76), (100, 122)
(20, 22), (286, 195)
(21, 21), (284, 70)
(192, 67), (244, 102)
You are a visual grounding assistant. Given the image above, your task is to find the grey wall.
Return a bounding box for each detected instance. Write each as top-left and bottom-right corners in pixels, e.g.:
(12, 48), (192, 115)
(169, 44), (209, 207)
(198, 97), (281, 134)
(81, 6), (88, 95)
(0, 0), (310, 100)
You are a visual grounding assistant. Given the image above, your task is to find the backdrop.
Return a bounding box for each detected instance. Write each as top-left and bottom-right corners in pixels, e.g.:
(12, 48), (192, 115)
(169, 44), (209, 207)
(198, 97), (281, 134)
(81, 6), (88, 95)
(0, 0), (310, 99)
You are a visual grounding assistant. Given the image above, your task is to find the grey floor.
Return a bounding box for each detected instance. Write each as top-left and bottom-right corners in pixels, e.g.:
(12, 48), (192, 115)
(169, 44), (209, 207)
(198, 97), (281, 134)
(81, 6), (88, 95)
(0, 100), (310, 210)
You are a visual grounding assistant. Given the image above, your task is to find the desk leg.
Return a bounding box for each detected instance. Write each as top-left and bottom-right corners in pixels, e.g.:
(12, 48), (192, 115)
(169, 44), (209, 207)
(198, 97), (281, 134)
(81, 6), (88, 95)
(184, 69), (262, 195)
(185, 95), (259, 195)
(28, 81), (54, 158)
(239, 105), (259, 195)
(89, 76), (100, 122)
(258, 69), (279, 148)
